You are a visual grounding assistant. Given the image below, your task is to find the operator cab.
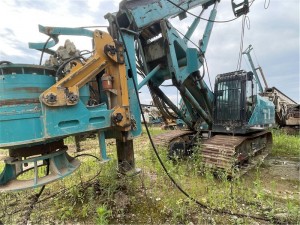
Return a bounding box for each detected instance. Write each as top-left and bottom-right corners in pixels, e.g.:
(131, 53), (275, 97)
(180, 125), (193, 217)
(213, 70), (275, 134)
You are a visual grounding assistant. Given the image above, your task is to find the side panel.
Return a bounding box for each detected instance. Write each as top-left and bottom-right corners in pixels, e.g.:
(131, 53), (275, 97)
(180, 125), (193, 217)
(120, 33), (142, 139)
(248, 95), (275, 127)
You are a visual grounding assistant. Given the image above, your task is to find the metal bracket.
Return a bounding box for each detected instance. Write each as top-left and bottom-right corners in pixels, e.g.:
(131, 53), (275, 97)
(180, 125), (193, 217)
(0, 150), (80, 192)
(231, 0), (249, 17)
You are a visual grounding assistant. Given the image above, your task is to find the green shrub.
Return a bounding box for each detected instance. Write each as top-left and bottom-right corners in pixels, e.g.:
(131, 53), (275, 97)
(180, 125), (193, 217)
(272, 130), (300, 157)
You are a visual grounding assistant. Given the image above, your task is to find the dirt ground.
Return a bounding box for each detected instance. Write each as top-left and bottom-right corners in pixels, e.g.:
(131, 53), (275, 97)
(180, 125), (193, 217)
(253, 156), (299, 200)
(0, 131), (299, 224)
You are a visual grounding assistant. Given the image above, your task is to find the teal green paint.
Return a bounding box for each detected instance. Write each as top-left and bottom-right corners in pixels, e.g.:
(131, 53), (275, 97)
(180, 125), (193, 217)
(138, 64), (161, 90)
(243, 45), (264, 93)
(98, 131), (109, 161)
(29, 25), (94, 52)
(200, 4), (218, 54)
(0, 164), (16, 186)
(0, 150), (80, 190)
(184, 8), (205, 43)
(249, 95), (275, 126)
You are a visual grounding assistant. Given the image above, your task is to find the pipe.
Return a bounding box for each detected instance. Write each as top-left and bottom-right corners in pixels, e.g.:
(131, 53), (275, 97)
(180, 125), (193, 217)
(138, 64), (161, 90)
(178, 85), (212, 126)
(151, 86), (194, 129)
(184, 8), (205, 43)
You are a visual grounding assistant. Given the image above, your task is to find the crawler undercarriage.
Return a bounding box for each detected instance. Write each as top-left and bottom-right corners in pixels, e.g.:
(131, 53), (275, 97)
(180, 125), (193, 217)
(152, 130), (272, 177)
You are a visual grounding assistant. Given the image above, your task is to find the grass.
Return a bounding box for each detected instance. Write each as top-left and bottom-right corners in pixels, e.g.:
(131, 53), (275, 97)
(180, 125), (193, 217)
(0, 126), (299, 224)
(271, 129), (300, 157)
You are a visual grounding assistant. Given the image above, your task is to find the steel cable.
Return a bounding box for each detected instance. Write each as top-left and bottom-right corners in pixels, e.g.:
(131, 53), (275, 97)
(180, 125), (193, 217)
(114, 18), (275, 223)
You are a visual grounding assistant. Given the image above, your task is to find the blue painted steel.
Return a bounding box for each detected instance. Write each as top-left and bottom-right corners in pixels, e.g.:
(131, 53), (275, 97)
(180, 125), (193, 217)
(42, 102), (112, 138)
(0, 66), (55, 147)
(98, 131), (109, 161)
(161, 22), (192, 83)
(0, 24), (144, 151)
(138, 64), (161, 90)
(121, 1), (218, 129)
(0, 0), (225, 190)
(79, 84), (90, 105)
(179, 97), (197, 122)
(29, 25), (94, 53)
(200, 3), (218, 54)
(147, 4), (218, 85)
(0, 150), (80, 190)
(186, 48), (200, 74)
(248, 95), (275, 127)
(38, 25), (94, 37)
(243, 45), (264, 93)
(0, 164), (15, 186)
(0, 64), (115, 149)
(121, 32), (142, 139)
(181, 87), (212, 125)
(184, 8), (205, 43)
(119, 0), (214, 30)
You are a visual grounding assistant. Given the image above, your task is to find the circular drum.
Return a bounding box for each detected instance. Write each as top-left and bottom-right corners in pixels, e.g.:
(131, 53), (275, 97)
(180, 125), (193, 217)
(0, 64), (56, 148)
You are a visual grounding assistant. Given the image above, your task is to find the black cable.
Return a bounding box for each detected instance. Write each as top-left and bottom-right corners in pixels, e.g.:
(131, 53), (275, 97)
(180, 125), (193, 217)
(114, 15), (274, 223)
(264, 0), (270, 9)
(77, 25), (108, 28)
(165, 0), (240, 23)
(162, 101), (178, 119)
(115, 18), (208, 208)
(116, 18), (267, 221)
(160, 84), (175, 87)
(236, 15), (250, 71)
(204, 56), (213, 91)
(55, 57), (81, 77)
(20, 160), (50, 224)
(79, 50), (93, 55)
(173, 26), (201, 50)
(39, 36), (52, 66)
(55, 55), (86, 77)
(2, 163), (103, 220)
(74, 153), (101, 161)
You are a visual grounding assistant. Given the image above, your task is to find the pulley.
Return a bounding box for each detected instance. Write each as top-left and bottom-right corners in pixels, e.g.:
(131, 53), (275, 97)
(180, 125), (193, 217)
(231, 0), (249, 17)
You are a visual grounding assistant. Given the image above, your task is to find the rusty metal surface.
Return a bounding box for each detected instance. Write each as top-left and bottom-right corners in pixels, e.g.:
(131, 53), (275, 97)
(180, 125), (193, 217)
(0, 151), (80, 192)
(0, 98), (40, 106)
(11, 87), (45, 93)
(152, 129), (195, 147)
(153, 129), (272, 176)
(116, 140), (135, 173)
(202, 131), (272, 175)
(0, 64), (56, 75)
(9, 140), (66, 158)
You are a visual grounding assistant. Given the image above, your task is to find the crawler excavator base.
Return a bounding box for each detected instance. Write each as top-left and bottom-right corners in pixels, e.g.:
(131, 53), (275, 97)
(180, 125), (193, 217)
(152, 130), (272, 177)
(202, 131), (272, 177)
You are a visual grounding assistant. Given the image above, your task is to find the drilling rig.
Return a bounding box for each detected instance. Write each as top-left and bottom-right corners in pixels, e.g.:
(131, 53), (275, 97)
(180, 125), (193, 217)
(243, 45), (299, 133)
(0, 0), (275, 191)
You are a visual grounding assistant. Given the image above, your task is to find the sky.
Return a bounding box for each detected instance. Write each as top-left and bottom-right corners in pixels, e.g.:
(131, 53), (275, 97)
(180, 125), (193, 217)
(0, 0), (299, 104)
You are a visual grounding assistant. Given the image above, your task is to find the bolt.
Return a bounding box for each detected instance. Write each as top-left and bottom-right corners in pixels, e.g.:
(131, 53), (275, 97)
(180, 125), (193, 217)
(45, 93), (57, 104)
(67, 92), (78, 104)
(114, 113), (123, 123)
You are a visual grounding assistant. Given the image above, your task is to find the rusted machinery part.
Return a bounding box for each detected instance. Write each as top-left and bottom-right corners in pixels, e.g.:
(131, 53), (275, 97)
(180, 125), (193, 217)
(152, 130), (272, 177)
(202, 131), (272, 177)
(152, 130), (195, 148)
(150, 89), (178, 120)
(0, 140), (81, 192)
